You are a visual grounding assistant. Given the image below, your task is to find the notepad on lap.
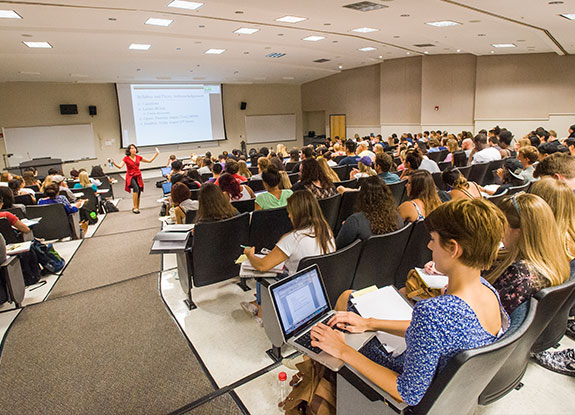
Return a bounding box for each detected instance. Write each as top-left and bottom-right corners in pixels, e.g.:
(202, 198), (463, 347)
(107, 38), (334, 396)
(414, 267), (449, 289)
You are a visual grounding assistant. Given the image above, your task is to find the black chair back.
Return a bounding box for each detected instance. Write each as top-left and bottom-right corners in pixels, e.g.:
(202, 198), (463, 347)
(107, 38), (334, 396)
(438, 161), (451, 171)
(247, 179), (265, 192)
(531, 278), (575, 353)
(288, 173), (299, 185)
(432, 172), (446, 191)
(248, 166), (259, 175)
(333, 179), (358, 189)
(458, 165), (472, 179)
(334, 155), (346, 164)
(297, 240), (363, 307)
(467, 163), (490, 185)
(185, 210), (196, 224)
(484, 189), (508, 206)
(231, 198), (255, 214)
(93, 177), (114, 199)
(427, 150), (444, 163)
(332, 165), (348, 181)
(190, 213), (250, 287)
(26, 204), (73, 240)
(200, 173), (213, 182)
(388, 179), (407, 206)
(335, 190), (360, 235)
(14, 194), (35, 206)
(190, 189), (200, 201)
(4, 207), (25, 220)
(0, 218), (23, 244)
(481, 160), (505, 185)
(248, 207), (293, 251)
(395, 220), (432, 288)
(352, 223), (413, 289)
(285, 162), (298, 171)
(79, 186), (98, 212)
(507, 182), (530, 195)
(318, 194), (342, 231)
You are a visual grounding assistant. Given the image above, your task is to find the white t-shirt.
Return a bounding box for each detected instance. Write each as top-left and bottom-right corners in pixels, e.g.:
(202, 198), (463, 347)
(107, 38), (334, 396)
(419, 157), (440, 173)
(276, 227), (335, 274)
(232, 186), (253, 201)
(180, 198), (199, 212)
(198, 166), (211, 175)
(359, 150), (376, 160)
(472, 147), (501, 164)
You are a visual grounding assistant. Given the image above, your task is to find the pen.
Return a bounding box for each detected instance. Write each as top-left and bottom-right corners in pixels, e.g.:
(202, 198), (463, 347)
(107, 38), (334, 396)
(240, 245), (250, 249)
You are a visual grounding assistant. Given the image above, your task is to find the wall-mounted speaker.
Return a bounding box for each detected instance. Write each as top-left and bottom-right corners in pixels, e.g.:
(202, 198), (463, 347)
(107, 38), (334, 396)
(88, 105), (97, 116)
(240, 101), (247, 110)
(60, 104), (78, 115)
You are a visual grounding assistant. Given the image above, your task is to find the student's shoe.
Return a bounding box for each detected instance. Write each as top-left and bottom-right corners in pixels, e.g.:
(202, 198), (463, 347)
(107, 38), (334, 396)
(533, 348), (575, 377)
(282, 354), (305, 370)
(241, 301), (258, 316)
(255, 316), (264, 327)
(132, 209), (140, 214)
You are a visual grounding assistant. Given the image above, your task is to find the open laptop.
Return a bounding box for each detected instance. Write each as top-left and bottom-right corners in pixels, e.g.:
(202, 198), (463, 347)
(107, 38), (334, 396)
(268, 265), (373, 371)
(162, 181), (172, 196)
(161, 167), (172, 177)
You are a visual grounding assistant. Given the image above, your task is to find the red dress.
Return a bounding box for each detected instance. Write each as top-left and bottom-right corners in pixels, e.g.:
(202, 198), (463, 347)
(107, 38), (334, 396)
(123, 155), (144, 193)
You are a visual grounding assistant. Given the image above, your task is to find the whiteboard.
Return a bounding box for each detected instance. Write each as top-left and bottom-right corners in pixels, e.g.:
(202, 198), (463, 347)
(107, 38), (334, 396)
(2, 124), (97, 167)
(245, 114), (296, 144)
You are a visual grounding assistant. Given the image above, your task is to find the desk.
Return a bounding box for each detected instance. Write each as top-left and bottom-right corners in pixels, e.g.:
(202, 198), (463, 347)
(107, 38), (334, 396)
(19, 158), (63, 177)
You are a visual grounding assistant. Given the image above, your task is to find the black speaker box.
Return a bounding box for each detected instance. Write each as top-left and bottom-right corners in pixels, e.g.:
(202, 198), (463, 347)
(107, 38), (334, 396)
(240, 101), (247, 110)
(60, 104), (78, 115)
(89, 105), (97, 116)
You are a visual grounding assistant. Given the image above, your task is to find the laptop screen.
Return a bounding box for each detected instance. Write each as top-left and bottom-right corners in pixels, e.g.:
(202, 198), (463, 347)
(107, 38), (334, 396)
(162, 181), (172, 195)
(270, 266), (329, 338)
(161, 167), (172, 177)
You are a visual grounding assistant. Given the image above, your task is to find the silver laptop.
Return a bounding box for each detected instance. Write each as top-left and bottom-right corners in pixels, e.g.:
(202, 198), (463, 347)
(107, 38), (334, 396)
(268, 265), (373, 371)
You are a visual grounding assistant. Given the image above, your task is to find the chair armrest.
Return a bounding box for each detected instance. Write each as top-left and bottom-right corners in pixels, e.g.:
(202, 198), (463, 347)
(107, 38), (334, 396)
(1, 256), (25, 308)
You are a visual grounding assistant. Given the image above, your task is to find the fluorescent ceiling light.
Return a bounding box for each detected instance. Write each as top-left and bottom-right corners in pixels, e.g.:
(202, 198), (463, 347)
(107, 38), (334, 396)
(234, 27), (259, 35)
(145, 18), (173, 26)
(303, 36), (325, 41)
(426, 20), (460, 27)
(205, 48), (226, 54)
(352, 27), (378, 33)
(491, 43), (516, 48)
(275, 15), (307, 23)
(129, 43), (151, 50)
(359, 47), (376, 51)
(560, 13), (575, 20)
(282, 77), (295, 80)
(0, 10), (22, 19)
(19, 71), (40, 75)
(168, 1), (204, 10)
(23, 41), (52, 48)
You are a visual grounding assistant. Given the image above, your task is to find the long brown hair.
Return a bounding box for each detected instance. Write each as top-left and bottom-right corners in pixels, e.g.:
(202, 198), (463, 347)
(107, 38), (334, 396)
(195, 183), (238, 223)
(285, 190), (334, 254)
(317, 158), (340, 183)
(408, 170), (442, 215)
(300, 158), (333, 188)
(356, 176), (399, 234)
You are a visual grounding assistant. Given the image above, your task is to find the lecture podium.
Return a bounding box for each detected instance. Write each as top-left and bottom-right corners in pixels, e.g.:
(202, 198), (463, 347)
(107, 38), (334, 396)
(18, 158), (63, 177)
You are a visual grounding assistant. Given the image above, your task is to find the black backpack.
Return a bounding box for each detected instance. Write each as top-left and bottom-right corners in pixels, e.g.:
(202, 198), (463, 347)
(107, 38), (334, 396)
(19, 250), (42, 285)
(103, 200), (119, 213)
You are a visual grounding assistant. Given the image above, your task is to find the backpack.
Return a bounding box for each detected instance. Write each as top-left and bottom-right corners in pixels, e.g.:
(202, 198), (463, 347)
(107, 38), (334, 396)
(19, 249), (42, 285)
(80, 207), (99, 225)
(31, 239), (66, 274)
(103, 200), (119, 213)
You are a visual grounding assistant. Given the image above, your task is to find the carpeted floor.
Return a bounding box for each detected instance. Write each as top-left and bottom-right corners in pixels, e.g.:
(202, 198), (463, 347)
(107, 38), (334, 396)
(49, 227), (161, 298)
(94, 206), (160, 237)
(115, 177), (164, 212)
(0, 273), (241, 414)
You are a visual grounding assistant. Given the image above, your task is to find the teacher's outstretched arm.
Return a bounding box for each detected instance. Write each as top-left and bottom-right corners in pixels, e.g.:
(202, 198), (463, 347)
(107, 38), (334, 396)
(141, 147), (160, 163)
(108, 158), (125, 169)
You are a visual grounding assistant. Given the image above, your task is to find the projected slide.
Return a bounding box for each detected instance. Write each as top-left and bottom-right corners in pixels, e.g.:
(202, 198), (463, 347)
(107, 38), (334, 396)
(116, 83), (226, 147)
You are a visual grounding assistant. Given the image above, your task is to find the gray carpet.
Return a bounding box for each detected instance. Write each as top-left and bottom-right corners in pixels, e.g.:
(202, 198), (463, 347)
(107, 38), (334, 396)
(115, 177), (164, 212)
(0, 273), (239, 415)
(94, 206), (160, 236)
(190, 394), (243, 415)
(49, 227), (161, 298)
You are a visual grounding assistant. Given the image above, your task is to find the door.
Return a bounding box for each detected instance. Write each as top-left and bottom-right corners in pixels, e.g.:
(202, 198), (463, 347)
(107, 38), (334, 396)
(330, 114), (346, 140)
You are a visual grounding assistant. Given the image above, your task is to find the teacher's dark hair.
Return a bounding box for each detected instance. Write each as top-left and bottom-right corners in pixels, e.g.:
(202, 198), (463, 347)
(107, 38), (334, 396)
(125, 144), (139, 156)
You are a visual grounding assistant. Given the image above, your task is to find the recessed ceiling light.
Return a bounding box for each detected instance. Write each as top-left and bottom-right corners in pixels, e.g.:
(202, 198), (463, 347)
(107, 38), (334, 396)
(352, 27), (379, 33)
(145, 18), (173, 26)
(424, 51), (429, 54)
(129, 43), (151, 50)
(456, 49), (461, 52)
(275, 15), (307, 23)
(0, 10), (22, 19)
(168, 1), (204, 10)
(23, 41), (52, 48)
(234, 27), (259, 35)
(426, 20), (460, 27)
(490, 50), (495, 53)
(560, 13), (575, 20)
(359, 47), (377, 51)
(303, 36), (325, 41)
(378, 55), (383, 59)
(205, 48), (225, 54)
(491, 43), (516, 48)
(406, 52), (411, 55)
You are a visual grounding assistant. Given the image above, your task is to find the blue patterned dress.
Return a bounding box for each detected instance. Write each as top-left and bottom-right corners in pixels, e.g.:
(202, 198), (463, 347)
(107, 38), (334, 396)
(354, 278), (509, 406)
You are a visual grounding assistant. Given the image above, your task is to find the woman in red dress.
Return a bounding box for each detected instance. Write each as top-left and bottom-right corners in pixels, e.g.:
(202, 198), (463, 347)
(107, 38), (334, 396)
(109, 144), (159, 213)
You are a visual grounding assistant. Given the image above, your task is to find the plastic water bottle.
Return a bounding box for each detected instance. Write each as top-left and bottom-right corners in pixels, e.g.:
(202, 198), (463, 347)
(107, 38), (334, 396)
(278, 371), (288, 406)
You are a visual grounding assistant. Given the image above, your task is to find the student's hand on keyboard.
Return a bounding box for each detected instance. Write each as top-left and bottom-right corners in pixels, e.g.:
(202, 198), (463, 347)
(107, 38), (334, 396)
(310, 323), (348, 359)
(327, 311), (370, 334)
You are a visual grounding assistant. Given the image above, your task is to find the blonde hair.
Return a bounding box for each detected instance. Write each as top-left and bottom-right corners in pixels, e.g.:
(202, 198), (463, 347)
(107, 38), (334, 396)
(237, 160), (252, 179)
(278, 171), (292, 190)
(276, 144), (288, 157)
(79, 171), (91, 187)
(358, 161), (376, 176)
(446, 138), (459, 153)
(485, 193), (570, 287)
(317, 158), (340, 183)
(530, 178), (575, 259)
(40, 175), (54, 192)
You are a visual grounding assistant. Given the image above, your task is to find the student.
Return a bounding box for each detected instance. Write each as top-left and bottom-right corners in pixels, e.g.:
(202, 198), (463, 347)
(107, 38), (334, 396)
(197, 158), (212, 175)
(241, 191), (335, 322)
(336, 176), (403, 249)
(237, 160), (252, 180)
(443, 139), (459, 163)
(8, 178), (35, 200)
(167, 160), (184, 182)
(291, 146), (314, 173)
(311, 199), (508, 406)
(317, 157), (340, 184)
(0, 172), (13, 187)
(533, 152), (575, 191)
(170, 182), (198, 224)
(0, 195), (31, 234)
(484, 193), (569, 314)
(254, 166), (293, 210)
(165, 154), (177, 168)
(215, 159), (247, 184)
(52, 175), (76, 203)
(441, 167), (482, 200)
(399, 150), (422, 180)
(194, 183), (238, 224)
(250, 157), (270, 181)
(291, 158), (337, 199)
(517, 146), (539, 183)
(208, 163), (223, 183)
(337, 140), (360, 166)
(399, 170), (441, 222)
(472, 133), (502, 164)
(374, 153), (400, 184)
(73, 171), (97, 192)
(22, 171), (41, 189)
(38, 183), (83, 214)
(350, 156), (377, 179)
(481, 159), (525, 196)
(218, 173), (255, 201)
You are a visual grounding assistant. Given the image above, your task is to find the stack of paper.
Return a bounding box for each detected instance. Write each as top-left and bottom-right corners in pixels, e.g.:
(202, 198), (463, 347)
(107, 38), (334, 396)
(239, 254), (285, 277)
(414, 267), (449, 289)
(164, 224), (194, 232)
(20, 218), (41, 227)
(6, 241), (32, 255)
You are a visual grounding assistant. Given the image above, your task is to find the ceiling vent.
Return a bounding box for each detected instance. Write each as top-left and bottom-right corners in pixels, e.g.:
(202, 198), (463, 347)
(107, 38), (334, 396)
(266, 52), (286, 58)
(343, 2), (389, 12)
(313, 58), (331, 63)
(413, 43), (436, 48)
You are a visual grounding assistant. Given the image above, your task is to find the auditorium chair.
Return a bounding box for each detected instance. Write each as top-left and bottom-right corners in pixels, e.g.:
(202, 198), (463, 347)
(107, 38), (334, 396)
(3, 207), (25, 220)
(458, 165), (472, 179)
(318, 194), (342, 231)
(334, 190), (360, 235)
(351, 223), (413, 289)
(190, 189), (200, 201)
(332, 165), (348, 181)
(337, 297), (535, 415)
(0, 255), (25, 309)
(200, 173), (213, 182)
(26, 204), (81, 240)
(181, 213), (250, 309)
(438, 161), (451, 171)
(0, 218), (25, 244)
(247, 179), (264, 192)
(285, 162), (298, 171)
(481, 159), (505, 185)
(484, 189), (509, 206)
(333, 179), (358, 189)
(184, 210), (196, 224)
(231, 198), (255, 214)
(288, 173), (299, 185)
(388, 179), (407, 206)
(93, 176), (114, 199)
(297, 239), (363, 307)
(248, 166), (259, 175)
(428, 150), (447, 163)
(14, 194), (35, 206)
(432, 172), (446, 191)
(78, 187), (99, 213)
(506, 182), (530, 195)
(468, 163), (490, 186)
(395, 220), (432, 288)
(248, 207), (293, 252)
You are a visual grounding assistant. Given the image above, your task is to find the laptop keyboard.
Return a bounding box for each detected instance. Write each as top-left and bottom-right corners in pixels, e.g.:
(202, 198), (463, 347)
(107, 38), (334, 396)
(294, 316), (333, 355)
